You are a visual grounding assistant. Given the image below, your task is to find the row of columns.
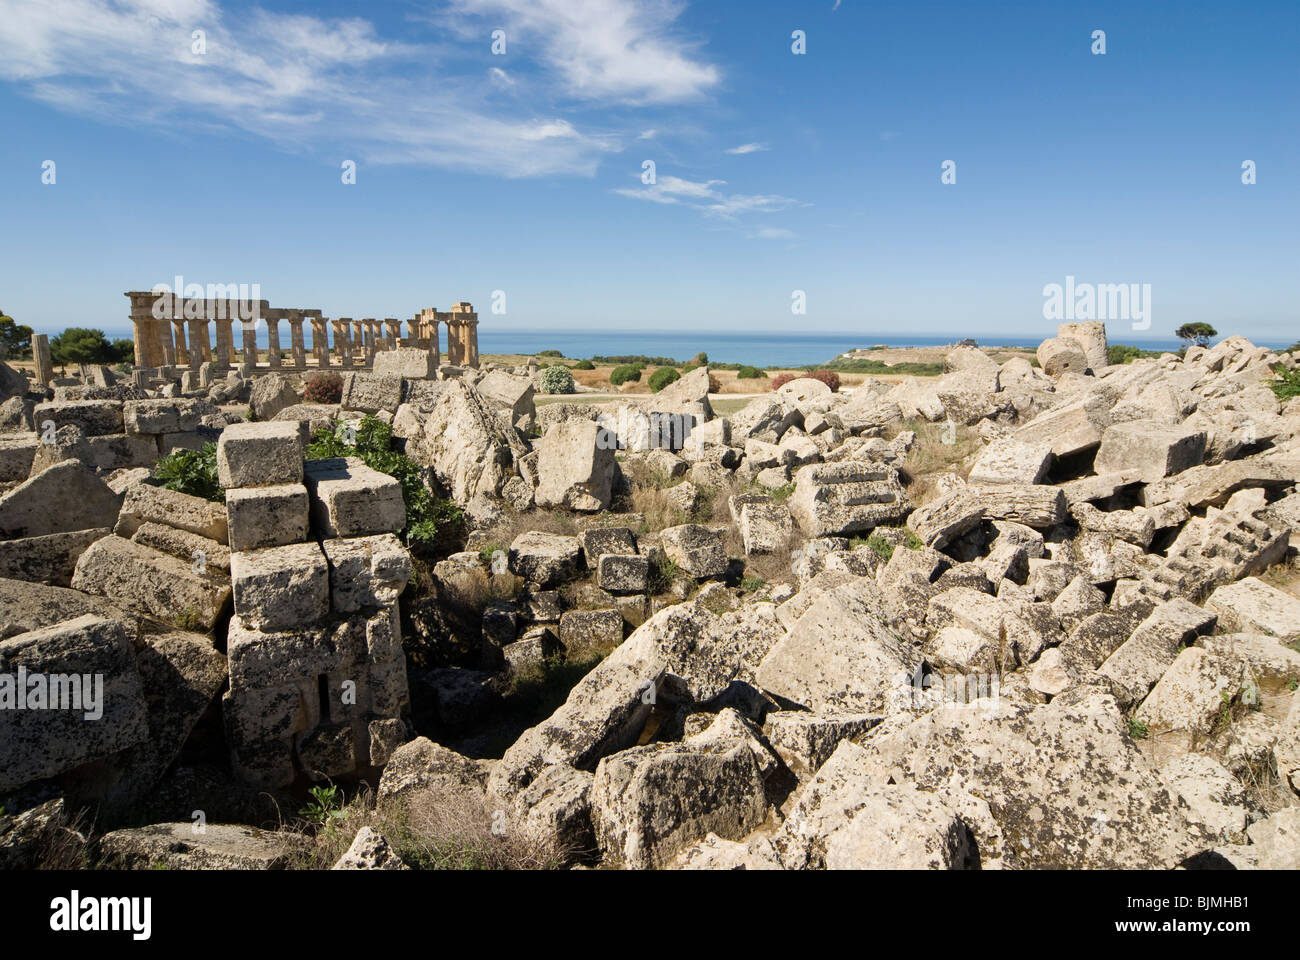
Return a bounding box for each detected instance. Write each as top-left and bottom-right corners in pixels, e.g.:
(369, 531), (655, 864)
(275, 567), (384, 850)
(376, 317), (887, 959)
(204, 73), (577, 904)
(124, 292), (479, 375)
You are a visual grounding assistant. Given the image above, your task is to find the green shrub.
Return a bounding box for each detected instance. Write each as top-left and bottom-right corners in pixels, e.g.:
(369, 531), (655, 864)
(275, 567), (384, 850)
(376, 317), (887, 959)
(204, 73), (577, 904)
(1107, 344), (1162, 365)
(573, 359), (595, 370)
(1269, 367), (1300, 401)
(865, 533), (894, 562)
(307, 416), (462, 544)
(540, 365), (575, 394)
(736, 365), (766, 379)
(537, 349), (563, 357)
(153, 443), (223, 501)
(609, 364), (642, 386)
(648, 367), (681, 393)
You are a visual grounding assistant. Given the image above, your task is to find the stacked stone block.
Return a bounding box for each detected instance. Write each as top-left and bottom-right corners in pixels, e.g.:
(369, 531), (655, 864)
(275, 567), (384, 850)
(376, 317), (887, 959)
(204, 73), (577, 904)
(219, 423), (412, 787)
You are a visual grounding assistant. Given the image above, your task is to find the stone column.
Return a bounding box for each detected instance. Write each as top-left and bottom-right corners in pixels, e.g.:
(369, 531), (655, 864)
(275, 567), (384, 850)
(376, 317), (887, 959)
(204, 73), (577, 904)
(363, 320), (377, 363)
(336, 319), (353, 369)
(186, 317), (205, 373)
(214, 319), (234, 369)
(423, 310), (440, 367)
(289, 314), (306, 368)
(267, 315), (282, 369)
(171, 318), (190, 366)
(32, 334), (54, 386)
(240, 322), (259, 370)
(126, 291), (158, 368)
(464, 318), (479, 368)
(312, 318), (330, 368)
(385, 319), (401, 350)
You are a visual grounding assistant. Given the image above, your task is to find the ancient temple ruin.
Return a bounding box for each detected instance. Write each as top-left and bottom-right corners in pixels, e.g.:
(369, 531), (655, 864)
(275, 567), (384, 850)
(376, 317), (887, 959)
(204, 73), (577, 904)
(125, 290), (479, 376)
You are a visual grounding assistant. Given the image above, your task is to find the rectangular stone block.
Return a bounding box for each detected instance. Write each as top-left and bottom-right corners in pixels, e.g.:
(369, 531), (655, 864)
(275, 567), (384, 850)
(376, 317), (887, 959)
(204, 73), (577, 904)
(597, 554), (650, 594)
(304, 457), (404, 537)
(226, 615), (343, 687)
(216, 420), (304, 488)
(115, 480), (228, 543)
(0, 615), (150, 792)
(372, 347), (435, 380)
(340, 373), (402, 414)
(123, 398), (210, 435)
(32, 400), (124, 437)
(321, 534), (412, 613)
(0, 436), (38, 483)
(225, 483), (309, 551)
(0, 527), (110, 586)
(70, 535), (231, 632)
(229, 541), (330, 631)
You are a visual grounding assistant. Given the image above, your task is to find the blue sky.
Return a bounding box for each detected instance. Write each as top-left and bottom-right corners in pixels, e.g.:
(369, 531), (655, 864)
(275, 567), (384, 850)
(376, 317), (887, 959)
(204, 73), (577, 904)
(1, 0), (1296, 343)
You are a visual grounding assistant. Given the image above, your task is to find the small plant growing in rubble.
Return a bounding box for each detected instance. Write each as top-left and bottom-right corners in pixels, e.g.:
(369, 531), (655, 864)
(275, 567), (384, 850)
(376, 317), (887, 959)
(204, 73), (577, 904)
(303, 371), (344, 404)
(153, 443), (223, 502)
(1128, 718), (1148, 740)
(1269, 366), (1300, 401)
(540, 365), (575, 394)
(307, 416), (462, 545)
(299, 784), (345, 825)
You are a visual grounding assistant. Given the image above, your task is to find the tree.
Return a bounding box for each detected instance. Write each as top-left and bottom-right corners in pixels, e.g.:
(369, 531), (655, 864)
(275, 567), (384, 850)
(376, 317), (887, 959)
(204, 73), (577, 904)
(50, 328), (119, 367)
(1175, 323), (1217, 349)
(0, 312), (34, 361)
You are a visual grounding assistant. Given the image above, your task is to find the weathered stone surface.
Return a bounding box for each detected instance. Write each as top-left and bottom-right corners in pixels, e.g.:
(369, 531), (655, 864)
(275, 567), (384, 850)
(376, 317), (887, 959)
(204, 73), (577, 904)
(0, 435), (38, 482)
(131, 522), (229, 572)
(122, 398), (213, 435)
(1012, 392), (1111, 457)
(660, 523), (727, 579)
(507, 764), (595, 858)
(321, 534), (411, 614)
(247, 373), (300, 422)
(99, 822), (307, 870)
(597, 554), (649, 594)
(1097, 599), (1217, 707)
(373, 347), (434, 380)
(1058, 321), (1109, 371)
(71, 536), (230, 631)
(772, 743), (976, 869)
(0, 615), (150, 793)
(376, 736), (491, 812)
(763, 711), (880, 778)
(340, 372), (402, 415)
(1140, 456), (1294, 509)
(230, 542), (330, 631)
(849, 690), (1207, 868)
(739, 502), (794, 556)
(757, 578), (914, 713)
(115, 481), (227, 543)
(0, 527), (109, 586)
(972, 484), (1067, 528)
(591, 738), (766, 869)
(1094, 420), (1207, 483)
(1245, 807), (1300, 870)
(0, 462), (121, 539)
(789, 461), (908, 538)
(907, 490), (984, 550)
(225, 482), (309, 551)
(302, 457), (404, 539)
(559, 608), (625, 657)
(1205, 577), (1300, 638)
(967, 439), (1052, 485)
(535, 419), (616, 512)
(216, 420), (303, 488)
(1037, 337), (1090, 377)
(332, 826), (408, 870)
(32, 399), (123, 437)
(476, 370), (536, 427)
(509, 531), (582, 588)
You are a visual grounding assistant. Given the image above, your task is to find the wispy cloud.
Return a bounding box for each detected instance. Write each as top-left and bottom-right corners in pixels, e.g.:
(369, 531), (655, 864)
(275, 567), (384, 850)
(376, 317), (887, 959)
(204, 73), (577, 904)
(636, 129), (657, 140)
(747, 227), (796, 240)
(615, 173), (801, 220)
(442, 0), (720, 104)
(726, 142), (768, 155)
(0, 0), (718, 177)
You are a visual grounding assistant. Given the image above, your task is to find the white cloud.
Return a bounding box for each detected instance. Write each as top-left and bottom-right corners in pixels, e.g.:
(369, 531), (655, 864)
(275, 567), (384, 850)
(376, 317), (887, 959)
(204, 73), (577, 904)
(0, 0), (646, 177)
(747, 227), (796, 240)
(726, 142), (768, 155)
(443, 0), (719, 104)
(636, 128), (657, 140)
(615, 173), (800, 220)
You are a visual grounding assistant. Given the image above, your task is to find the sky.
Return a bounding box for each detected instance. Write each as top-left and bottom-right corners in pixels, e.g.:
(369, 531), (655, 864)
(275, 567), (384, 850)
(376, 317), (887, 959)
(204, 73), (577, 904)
(0, 0), (1296, 344)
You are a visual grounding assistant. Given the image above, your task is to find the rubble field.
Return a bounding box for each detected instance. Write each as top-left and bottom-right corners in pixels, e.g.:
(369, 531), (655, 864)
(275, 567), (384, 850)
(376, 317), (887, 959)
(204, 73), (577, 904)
(2, 324), (1299, 871)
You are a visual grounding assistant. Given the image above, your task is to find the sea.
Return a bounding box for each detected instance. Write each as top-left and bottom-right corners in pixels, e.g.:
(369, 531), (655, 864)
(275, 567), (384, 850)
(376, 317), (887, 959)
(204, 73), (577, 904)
(78, 326), (1270, 370)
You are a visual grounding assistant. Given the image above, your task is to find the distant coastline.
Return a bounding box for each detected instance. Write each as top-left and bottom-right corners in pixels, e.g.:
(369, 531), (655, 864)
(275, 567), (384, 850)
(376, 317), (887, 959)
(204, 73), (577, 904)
(28, 326), (1291, 370)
